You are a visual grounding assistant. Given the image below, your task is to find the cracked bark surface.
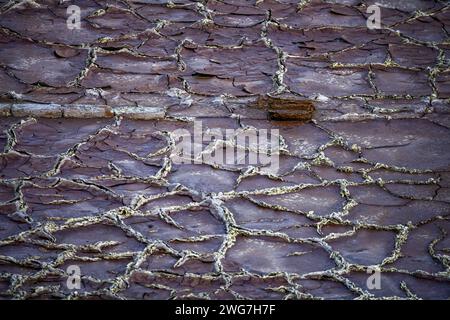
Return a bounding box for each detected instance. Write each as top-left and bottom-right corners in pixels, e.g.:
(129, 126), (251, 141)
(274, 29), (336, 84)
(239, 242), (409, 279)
(0, 0), (450, 300)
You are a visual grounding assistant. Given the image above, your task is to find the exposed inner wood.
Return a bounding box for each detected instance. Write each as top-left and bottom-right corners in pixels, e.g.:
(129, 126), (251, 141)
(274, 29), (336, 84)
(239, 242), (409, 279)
(254, 95), (315, 121)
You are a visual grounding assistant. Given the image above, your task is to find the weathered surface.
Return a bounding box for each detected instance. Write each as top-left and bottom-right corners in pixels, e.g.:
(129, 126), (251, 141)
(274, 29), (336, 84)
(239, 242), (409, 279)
(0, 0), (449, 300)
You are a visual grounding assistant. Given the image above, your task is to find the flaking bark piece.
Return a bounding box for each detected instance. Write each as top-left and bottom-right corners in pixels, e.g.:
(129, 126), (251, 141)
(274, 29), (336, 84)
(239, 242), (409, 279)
(254, 95), (315, 121)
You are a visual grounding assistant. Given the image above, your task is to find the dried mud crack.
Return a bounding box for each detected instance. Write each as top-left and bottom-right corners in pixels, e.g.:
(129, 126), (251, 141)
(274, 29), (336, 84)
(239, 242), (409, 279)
(0, 0), (450, 300)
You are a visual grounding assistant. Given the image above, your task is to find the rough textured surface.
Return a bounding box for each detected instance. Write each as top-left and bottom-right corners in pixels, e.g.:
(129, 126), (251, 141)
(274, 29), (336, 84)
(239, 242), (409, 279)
(0, 0), (450, 300)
